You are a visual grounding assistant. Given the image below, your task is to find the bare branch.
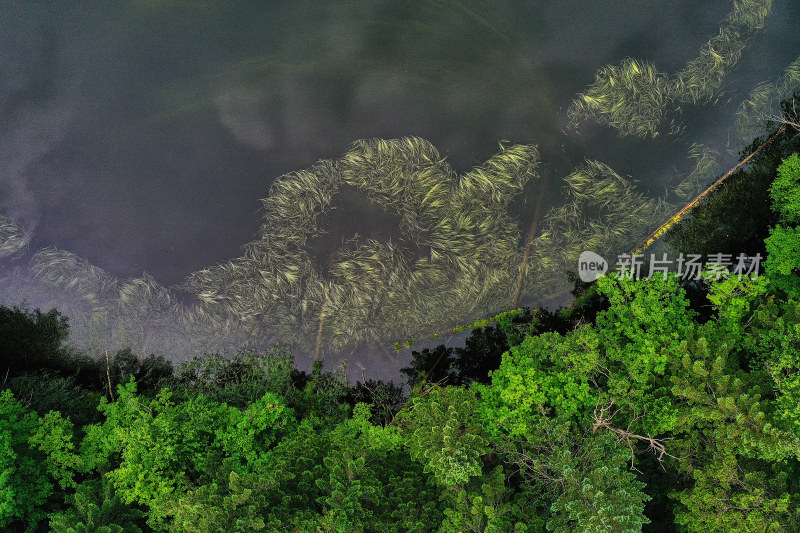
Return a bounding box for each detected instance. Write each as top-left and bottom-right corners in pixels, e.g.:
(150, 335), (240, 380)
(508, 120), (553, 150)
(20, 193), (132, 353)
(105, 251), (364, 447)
(592, 399), (678, 471)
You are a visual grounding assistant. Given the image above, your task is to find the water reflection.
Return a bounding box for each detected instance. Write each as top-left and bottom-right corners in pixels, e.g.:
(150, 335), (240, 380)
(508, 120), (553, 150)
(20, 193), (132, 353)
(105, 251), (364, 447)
(0, 0), (799, 370)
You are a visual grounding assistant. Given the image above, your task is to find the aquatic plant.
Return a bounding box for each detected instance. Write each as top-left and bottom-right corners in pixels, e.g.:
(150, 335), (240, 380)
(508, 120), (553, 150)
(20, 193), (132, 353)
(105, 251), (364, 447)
(0, 217), (29, 261)
(522, 161), (671, 297)
(23, 248), (120, 352)
(673, 0), (772, 105)
(568, 58), (671, 138)
(672, 143), (721, 202)
(184, 137), (540, 355)
(736, 54), (800, 142)
(569, 0), (773, 138)
(631, 126), (788, 256)
(30, 248), (119, 318)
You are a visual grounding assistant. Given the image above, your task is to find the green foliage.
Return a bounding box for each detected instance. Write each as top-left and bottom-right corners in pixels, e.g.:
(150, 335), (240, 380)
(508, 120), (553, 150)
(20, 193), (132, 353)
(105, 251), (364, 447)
(110, 348), (173, 397)
(276, 404), (442, 532)
(0, 390), (52, 531)
(0, 305), (70, 376)
(171, 347), (293, 407)
(769, 152), (800, 224)
(293, 360), (351, 421)
(743, 298), (800, 434)
(764, 153), (800, 297)
(593, 274), (695, 433)
(440, 465), (539, 533)
(673, 458), (799, 533)
(346, 379), (405, 426)
(261, 416), (330, 527)
(399, 386), (488, 488)
(314, 404), (394, 532)
(83, 380), (294, 529)
(547, 432), (651, 532)
(705, 273), (769, 332)
(665, 324), (800, 531)
(5, 372), (102, 427)
(477, 327), (600, 436)
(29, 410), (86, 492)
(49, 478), (145, 533)
(400, 345), (456, 389)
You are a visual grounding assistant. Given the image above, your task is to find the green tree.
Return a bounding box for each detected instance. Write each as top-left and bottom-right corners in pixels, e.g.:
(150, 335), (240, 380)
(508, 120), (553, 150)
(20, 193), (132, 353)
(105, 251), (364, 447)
(764, 153), (800, 297)
(0, 305), (70, 376)
(400, 345), (456, 389)
(546, 432), (651, 533)
(398, 386), (488, 489)
(439, 465), (540, 533)
(81, 380), (294, 530)
(0, 390), (52, 531)
(49, 478), (145, 533)
(668, 325), (800, 531)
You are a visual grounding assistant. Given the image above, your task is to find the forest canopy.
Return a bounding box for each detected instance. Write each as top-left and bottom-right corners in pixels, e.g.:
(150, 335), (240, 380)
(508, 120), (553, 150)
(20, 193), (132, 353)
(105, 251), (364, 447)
(2, 117), (799, 530)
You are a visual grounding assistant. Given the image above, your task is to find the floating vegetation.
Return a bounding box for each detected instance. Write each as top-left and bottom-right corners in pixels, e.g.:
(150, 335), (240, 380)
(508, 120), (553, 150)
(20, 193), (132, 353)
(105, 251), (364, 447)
(736, 55), (800, 142)
(673, 0), (772, 105)
(569, 0), (773, 138)
(0, 217), (29, 261)
(672, 143), (721, 202)
(185, 137), (540, 354)
(0, 137), (713, 359)
(521, 161), (671, 297)
(568, 59), (671, 138)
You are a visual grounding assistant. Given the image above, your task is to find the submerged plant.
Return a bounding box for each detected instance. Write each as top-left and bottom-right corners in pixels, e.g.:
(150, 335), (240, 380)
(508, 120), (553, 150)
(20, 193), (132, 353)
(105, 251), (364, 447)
(0, 217), (29, 261)
(736, 54), (800, 142)
(184, 137), (540, 354)
(674, 0), (772, 105)
(569, 0), (773, 138)
(522, 161), (671, 298)
(672, 143), (721, 202)
(568, 58), (671, 138)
